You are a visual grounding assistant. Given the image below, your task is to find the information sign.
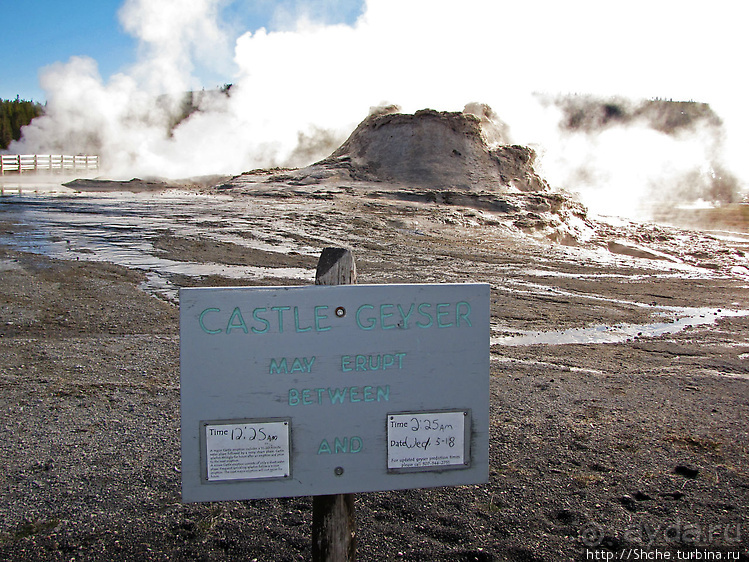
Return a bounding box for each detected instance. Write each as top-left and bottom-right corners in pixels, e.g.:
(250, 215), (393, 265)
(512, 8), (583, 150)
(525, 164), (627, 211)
(203, 419), (291, 482)
(387, 410), (469, 471)
(180, 283), (489, 502)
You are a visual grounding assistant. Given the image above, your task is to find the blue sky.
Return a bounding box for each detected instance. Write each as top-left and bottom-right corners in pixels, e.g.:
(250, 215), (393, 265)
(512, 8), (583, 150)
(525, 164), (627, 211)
(2, 1), (132, 101)
(0, 0), (364, 102)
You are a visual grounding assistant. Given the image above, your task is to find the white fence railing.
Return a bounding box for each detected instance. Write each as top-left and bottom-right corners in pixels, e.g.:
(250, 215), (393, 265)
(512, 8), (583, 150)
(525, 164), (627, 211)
(0, 154), (100, 175)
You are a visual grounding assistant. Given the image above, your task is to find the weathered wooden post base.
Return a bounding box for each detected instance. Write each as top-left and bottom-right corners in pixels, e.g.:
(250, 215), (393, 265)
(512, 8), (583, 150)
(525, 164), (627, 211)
(312, 493), (356, 561)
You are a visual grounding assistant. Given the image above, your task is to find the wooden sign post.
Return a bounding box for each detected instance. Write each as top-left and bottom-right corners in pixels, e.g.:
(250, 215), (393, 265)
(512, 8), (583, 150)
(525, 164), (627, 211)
(312, 248), (358, 561)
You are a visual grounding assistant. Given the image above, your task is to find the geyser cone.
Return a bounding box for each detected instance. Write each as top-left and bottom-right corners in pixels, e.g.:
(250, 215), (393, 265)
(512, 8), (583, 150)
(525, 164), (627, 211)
(225, 107), (591, 244)
(322, 109), (549, 192)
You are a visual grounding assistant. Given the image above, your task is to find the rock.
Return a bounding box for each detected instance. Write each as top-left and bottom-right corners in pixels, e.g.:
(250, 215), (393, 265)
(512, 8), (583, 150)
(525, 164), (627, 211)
(607, 241), (681, 262)
(674, 465), (700, 479)
(619, 495), (639, 512)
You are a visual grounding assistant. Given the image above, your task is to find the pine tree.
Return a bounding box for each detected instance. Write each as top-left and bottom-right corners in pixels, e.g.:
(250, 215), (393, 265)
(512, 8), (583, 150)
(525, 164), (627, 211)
(0, 114), (13, 149)
(0, 97), (44, 149)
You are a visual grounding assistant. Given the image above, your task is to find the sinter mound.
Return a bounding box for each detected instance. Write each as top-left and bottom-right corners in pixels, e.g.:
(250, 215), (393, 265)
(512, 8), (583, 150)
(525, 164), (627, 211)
(317, 109), (549, 192)
(228, 108), (589, 243)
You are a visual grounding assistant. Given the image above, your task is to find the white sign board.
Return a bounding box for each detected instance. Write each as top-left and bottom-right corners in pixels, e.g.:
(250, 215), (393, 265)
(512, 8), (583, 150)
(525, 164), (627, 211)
(387, 411), (469, 471)
(203, 419), (290, 481)
(180, 283), (489, 502)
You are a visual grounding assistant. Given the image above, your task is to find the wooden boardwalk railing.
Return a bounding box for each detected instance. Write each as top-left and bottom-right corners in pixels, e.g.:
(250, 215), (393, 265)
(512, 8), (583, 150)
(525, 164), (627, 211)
(0, 154), (99, 175)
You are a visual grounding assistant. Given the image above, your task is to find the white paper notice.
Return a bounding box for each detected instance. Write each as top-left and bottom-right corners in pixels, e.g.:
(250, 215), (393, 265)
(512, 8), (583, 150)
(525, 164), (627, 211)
(205, 421), (290, 481)
(387, 411), (467, 470)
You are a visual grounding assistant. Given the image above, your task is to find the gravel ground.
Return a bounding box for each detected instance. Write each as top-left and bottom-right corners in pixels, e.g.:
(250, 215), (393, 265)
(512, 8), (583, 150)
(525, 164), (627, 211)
(1, 183), (748, 561)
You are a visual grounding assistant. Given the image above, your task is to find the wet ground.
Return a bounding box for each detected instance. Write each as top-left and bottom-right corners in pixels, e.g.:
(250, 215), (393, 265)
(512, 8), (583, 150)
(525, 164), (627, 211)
(2, 183), (748, 346)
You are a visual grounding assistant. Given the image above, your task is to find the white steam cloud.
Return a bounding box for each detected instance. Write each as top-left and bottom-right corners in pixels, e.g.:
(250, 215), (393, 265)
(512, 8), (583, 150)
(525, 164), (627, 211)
(118, 0), (233, 94)
(9, 0), (749, 218)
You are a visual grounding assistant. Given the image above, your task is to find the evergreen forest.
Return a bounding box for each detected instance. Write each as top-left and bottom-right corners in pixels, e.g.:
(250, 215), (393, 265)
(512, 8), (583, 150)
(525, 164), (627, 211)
(0, 97), (44, 150)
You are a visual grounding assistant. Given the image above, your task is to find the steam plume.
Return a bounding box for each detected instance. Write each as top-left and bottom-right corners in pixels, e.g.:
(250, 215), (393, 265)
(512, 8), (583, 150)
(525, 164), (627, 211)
(8, 0), (748, 218)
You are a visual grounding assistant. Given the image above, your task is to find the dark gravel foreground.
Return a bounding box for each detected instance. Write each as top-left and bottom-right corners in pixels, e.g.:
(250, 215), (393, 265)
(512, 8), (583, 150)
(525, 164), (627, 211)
(1, 185), (748, 561)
